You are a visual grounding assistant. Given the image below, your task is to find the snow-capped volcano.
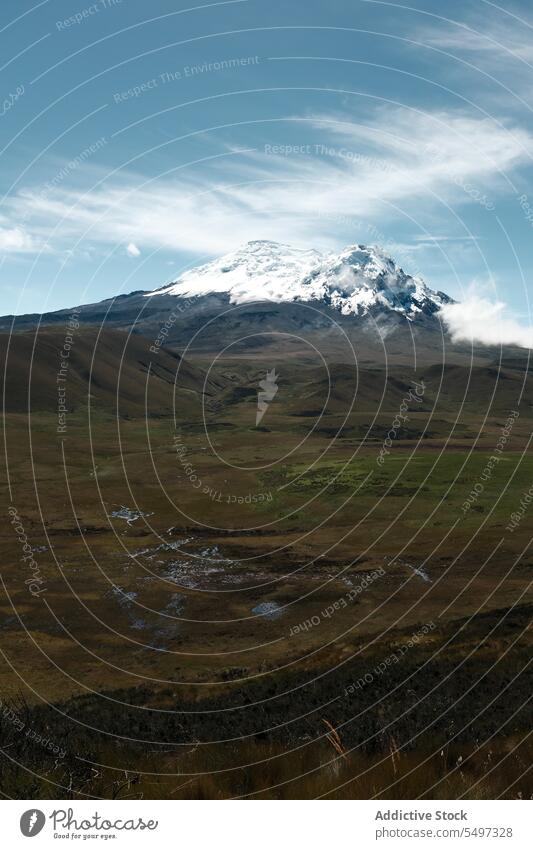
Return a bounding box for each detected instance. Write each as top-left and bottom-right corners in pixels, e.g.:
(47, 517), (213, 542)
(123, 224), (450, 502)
(0, 240), (459, 361)
(146, 240), (453, 319)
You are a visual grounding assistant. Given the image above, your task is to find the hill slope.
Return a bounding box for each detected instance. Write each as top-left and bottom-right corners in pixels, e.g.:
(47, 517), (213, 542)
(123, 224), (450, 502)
(0, 328), (224, 416)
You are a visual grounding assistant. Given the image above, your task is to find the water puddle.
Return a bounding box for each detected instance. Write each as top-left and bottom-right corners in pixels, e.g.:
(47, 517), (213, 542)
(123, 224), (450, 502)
(252, 601), (283, 619)
(164, 594), (186, 615)
(107, 586), (138, 606)
(406, 564), (432, 583)
(109, 506), (154, 526)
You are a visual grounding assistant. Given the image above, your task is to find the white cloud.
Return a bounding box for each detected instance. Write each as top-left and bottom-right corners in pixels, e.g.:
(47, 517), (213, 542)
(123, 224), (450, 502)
(440, 296), (533, 349)
(412, 235), (481, 243)
(2, 107), (532, 259)
(0, 226), (37, 253)
(420, 15), (533, 63)
(126, 242), (141, 257)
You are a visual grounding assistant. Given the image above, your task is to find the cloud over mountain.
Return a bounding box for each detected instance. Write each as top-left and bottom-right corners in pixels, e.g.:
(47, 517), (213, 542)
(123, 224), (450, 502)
(2, 108), (531, 261)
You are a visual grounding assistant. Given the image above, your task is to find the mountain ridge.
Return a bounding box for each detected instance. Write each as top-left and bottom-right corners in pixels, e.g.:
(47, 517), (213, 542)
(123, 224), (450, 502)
(1, 240), (522, 367)
(146, 240), (454, 320)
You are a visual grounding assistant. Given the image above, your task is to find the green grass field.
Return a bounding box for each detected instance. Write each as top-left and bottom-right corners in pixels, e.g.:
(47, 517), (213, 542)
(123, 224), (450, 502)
(1, 355), (532, 798)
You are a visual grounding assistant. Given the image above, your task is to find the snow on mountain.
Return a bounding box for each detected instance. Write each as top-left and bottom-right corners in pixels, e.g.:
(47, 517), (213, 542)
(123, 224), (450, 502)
(147, 241), (323, 303)
(145, 240), (453, 319)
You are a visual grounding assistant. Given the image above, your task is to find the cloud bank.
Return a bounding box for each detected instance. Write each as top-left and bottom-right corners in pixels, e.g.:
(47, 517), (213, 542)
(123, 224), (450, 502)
(440, 296), (533, 349)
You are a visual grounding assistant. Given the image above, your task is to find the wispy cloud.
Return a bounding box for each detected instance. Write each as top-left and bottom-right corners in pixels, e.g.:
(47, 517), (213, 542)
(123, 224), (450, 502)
(414, 9), (533, 114)
(412, 235), (481, 243)
(1, 107), (531, 260)
(420, 14), (533, 64)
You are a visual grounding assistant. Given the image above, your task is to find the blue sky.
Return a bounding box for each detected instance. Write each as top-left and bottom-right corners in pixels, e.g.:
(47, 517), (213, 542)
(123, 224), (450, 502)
(2, 0), (533, 339)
